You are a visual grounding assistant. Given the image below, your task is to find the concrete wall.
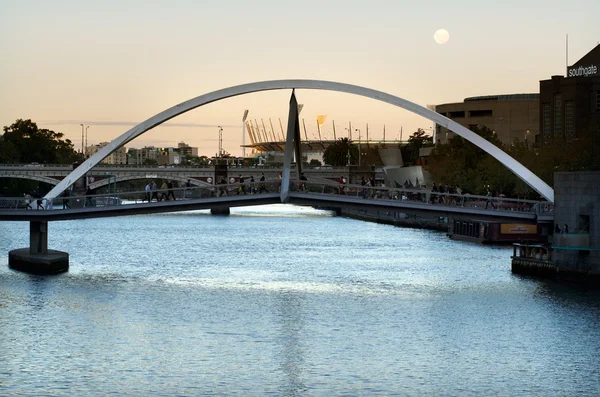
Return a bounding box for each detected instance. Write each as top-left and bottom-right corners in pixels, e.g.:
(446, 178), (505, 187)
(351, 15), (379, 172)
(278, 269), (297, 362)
(553, 171), (600, 274)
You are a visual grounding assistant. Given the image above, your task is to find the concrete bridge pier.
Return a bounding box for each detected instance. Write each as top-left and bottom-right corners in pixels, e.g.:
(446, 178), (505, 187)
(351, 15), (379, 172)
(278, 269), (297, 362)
(8, 221), (69, 274)
(211, 208), (230, 215)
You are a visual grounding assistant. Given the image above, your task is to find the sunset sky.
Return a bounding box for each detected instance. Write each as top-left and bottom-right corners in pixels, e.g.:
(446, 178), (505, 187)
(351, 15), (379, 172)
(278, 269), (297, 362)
(1, 0), (599, 157)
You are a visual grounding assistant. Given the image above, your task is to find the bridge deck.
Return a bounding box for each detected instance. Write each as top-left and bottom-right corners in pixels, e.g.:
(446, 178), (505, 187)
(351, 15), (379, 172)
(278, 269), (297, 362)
(0, 181), (550, 223)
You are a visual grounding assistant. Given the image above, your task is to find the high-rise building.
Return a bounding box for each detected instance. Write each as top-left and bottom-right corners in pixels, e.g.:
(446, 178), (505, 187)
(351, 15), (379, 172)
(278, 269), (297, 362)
(127, 146), (159, 165)
(177, 142), (198, 157)
(539, 44), (600, 147)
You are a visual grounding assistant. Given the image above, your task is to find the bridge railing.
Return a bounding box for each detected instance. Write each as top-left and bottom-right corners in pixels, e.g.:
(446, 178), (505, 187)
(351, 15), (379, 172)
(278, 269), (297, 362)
(0, 177), (552, 216)
(0, 180), (284, 211)
(288, 180), (548, 214)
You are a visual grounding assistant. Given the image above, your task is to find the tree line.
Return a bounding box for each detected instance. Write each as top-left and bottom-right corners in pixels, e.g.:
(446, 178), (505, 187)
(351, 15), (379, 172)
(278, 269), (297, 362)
(426, 125), (600, 198)
(0, 119), (81, 164)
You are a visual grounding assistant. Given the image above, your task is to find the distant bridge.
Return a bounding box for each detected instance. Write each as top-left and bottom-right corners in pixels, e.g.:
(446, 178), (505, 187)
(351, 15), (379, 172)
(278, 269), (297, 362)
(0, 164), (349, 190)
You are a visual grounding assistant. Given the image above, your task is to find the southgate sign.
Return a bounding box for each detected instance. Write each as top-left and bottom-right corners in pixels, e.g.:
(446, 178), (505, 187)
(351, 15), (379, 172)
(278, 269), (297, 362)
(567, 64), (599, 78)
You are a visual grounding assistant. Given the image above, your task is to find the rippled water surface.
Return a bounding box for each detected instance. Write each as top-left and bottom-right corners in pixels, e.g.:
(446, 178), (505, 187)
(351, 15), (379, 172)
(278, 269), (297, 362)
(1, 204), (599, 396)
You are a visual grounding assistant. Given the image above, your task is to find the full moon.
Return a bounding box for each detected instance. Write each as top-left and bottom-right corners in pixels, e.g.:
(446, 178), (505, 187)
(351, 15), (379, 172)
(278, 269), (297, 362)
(434, 29), (450, 45)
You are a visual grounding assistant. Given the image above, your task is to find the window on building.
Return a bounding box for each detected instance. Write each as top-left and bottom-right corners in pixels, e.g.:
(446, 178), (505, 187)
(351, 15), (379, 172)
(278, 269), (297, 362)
(553, 94), (562, 137)
(542, 103), (551, 145)
(469, 109), (493, 118)
(449, 111), (465, 118)
(565, 101), (575, 140)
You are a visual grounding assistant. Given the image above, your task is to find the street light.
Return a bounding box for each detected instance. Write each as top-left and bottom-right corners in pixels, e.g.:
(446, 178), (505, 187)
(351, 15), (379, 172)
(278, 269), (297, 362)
(355, 129), (361, 166)
(242, 110), (249, 157)
(80, 124), (84, 154)
(85, 126), (89, 157)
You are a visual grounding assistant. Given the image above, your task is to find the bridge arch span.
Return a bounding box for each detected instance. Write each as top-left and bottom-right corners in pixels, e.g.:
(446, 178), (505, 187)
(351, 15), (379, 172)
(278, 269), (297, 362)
(45, 80), (554, 202)
(0, 174), (60, 187)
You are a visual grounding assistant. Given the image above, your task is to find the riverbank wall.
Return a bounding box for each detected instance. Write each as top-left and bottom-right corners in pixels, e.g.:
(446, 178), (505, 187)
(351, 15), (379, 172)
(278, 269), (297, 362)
(512, 171), (600, 284)
(340, 208), (448, 232)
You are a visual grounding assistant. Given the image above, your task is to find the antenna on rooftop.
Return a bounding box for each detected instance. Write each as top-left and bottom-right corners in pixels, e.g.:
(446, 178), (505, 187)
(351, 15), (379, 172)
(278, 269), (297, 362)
(566, 34), (569, 76)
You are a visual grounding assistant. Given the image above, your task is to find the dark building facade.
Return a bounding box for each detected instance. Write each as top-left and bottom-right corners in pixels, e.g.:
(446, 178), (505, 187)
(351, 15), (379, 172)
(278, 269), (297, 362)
(539, 44), (600, 147)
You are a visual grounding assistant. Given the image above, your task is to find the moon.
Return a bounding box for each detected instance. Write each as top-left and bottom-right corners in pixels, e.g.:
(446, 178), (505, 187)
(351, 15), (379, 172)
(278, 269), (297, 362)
(434, 29), (450, 45)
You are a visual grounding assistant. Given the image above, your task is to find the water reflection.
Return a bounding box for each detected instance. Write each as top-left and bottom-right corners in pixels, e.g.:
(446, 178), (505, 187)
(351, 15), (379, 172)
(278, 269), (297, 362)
(274, 291), (307, 396)
(0, 206), (600, 395)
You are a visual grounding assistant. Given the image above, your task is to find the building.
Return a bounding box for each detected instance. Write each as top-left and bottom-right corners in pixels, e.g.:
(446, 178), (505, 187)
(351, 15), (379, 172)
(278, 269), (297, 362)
(177, 142), (198, 158)
(86, 142), (127, 165)
(127, 146), (159, 165)
(157, 147), (181, 165)
(434, 94), (539, 146)
(539, 44), (600, 147)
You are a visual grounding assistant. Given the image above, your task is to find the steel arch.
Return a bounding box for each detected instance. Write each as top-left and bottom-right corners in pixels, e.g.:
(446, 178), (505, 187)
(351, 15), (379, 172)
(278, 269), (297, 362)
(44, 80), (554, 202)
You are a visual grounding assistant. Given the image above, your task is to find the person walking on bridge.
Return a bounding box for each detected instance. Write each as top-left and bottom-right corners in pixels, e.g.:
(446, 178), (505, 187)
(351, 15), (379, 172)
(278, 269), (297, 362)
(151, 181), (159, 202)
(485, 188), (495, 209)
(237, 174), (247, 195)
(258, 172), (269, 193)
(167, 180), (176, 201)
(159, 181), (168, 201)
(145, 182), (151, 202)
(84, 187), (93, 208)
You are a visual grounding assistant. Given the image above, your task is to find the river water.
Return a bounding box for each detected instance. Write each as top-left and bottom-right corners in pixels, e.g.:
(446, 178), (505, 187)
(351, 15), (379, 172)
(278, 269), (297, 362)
(1, 205), (599, 396)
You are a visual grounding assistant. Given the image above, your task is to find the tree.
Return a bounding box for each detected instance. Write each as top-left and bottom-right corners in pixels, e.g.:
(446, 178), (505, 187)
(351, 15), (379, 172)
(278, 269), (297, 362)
(427, 125), (511, 195)
(359, 144), (383, 166)
(426, 124), (600, 198)
(323, 138), (358, 166)
(1, 119), (81, 164)
(401, 129), (434, 165)
(142, 158), (158, 166)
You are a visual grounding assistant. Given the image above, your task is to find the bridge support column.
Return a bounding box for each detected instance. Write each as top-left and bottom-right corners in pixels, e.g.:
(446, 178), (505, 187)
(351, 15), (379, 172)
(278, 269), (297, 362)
(8, 221), (69, 274)
(211, 207), (230, 215)
(281, 90), (302, 202)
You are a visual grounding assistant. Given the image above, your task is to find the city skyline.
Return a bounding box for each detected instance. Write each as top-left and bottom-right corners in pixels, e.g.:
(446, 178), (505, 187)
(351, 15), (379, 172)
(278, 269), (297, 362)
(1, 0), (599, 157)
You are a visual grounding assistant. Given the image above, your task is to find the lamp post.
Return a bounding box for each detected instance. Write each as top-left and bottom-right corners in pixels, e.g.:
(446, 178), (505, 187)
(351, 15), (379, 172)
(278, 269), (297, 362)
(85, 126), (89, 157)
(242, 110), (249, 157)
(355, 129), (361, 166)
(80, 124), (84, 154)
(525, 129), (530, 149)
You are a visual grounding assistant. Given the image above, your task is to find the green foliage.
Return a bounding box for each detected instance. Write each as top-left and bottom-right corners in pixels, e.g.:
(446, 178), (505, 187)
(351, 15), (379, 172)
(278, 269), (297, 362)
(323, 138), (359, 166)
(142, 158), (158, 166)
(1, 119), (81, 164)
(309, 159), (322, 167)
(359, 144), (383, 166)
(401, 129), (434, 165)
(426, 124), (600, 198)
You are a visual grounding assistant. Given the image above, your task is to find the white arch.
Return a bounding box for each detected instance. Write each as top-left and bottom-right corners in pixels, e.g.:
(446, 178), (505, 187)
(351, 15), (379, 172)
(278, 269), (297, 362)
(45, 80), (554, 202)
(0, 174), (60, 186)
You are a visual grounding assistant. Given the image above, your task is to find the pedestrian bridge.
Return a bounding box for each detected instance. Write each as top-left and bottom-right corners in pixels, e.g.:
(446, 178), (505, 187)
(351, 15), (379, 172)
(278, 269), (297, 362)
(0, 179), (551, 222)
(2, 78), (555, 274)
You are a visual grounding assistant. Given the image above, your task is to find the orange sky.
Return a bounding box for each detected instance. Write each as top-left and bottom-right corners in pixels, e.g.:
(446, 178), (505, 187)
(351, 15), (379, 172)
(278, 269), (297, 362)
(1, 0), (599, 157)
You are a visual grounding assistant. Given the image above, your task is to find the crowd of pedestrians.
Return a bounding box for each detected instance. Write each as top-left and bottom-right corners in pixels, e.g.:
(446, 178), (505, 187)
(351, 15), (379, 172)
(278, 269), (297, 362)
(144, 180), (177, 202)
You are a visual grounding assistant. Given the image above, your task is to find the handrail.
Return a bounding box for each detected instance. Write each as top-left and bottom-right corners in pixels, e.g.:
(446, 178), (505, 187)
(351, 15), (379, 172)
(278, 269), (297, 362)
(0, 178), (551, 215)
